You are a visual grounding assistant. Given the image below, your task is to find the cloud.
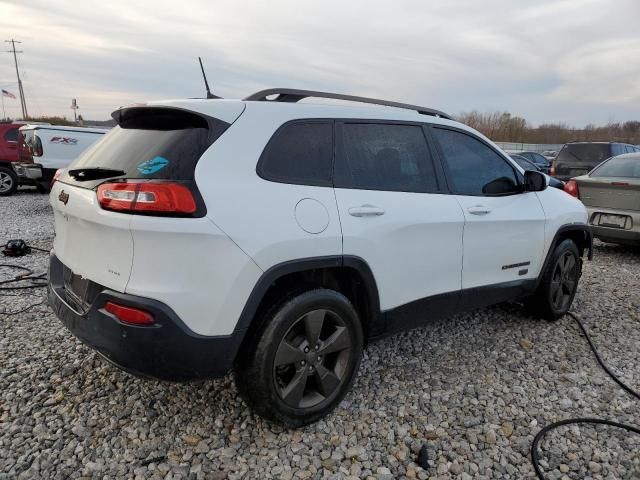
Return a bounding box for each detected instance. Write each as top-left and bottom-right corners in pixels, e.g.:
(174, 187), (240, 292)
(0, 0), (638, 125)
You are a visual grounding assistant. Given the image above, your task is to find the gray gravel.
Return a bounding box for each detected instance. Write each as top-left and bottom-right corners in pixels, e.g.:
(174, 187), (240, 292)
(1, 189), (639, 479)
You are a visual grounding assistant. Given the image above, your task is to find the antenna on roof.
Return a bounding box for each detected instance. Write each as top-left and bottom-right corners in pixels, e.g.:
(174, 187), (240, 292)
(198, 57), (220, 99)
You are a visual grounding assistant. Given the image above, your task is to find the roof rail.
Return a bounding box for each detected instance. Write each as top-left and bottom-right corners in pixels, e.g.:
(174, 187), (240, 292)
(243, 88), (453, 120)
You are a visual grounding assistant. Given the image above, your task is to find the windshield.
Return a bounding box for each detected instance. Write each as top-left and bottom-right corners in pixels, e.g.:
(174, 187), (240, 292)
(591, 156), (640, 178)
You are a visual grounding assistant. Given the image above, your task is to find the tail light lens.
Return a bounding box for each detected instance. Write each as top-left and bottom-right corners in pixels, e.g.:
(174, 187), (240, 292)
(51, 169), (63, 186)
(564, 180), (579, 198)
(97, 180), (197, 215)
(104, 301), (155, 326)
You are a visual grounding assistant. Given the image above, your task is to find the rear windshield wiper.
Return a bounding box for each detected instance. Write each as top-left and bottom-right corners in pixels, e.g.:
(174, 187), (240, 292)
(67, 167), (126, 181)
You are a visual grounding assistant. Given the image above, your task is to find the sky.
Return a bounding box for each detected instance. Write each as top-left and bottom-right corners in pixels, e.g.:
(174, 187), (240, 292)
(0, 0), (639, 126)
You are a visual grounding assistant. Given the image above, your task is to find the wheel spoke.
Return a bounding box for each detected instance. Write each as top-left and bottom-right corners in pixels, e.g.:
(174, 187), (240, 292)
(304, 310), (325, 347)
(564, 255), (576, 275)
(318, 326), (350, 355)
(563, 279), (576, 294)
(274, 340), (305, 367)
(280, 369), (308, 407)
(314, 363), (340, 397)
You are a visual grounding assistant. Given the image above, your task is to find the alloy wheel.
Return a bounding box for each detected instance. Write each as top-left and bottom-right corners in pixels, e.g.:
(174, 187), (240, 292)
(273, 308), (352, 409)
(0, 171), (14, 193)
(550, 251), (578, 311)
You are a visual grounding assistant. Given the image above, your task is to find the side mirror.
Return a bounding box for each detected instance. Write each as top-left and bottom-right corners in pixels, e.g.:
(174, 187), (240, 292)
(523, 170), (547, 192)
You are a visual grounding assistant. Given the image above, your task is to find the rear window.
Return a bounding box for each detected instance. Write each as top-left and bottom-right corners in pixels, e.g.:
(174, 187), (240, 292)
(591, 156), (640, 178)
(557, 144), (612, 165)
(60, 108), (229, 188)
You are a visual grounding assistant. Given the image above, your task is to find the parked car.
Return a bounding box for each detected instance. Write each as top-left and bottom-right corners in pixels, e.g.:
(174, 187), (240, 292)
(553, 142), (640, 180)
(565, 152), (640, 246)
(14, 124), (107, 193)
(0, 121), (29, 195)
(48, 89), (591, 426)
(509, 154), (564, 190)
(507, 150), (551, 174)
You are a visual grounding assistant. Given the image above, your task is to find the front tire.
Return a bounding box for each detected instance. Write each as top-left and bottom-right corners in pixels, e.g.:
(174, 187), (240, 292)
(527, 239), (581, 321)
(234, 289), (363, 427)
(0, 166), (18, 196)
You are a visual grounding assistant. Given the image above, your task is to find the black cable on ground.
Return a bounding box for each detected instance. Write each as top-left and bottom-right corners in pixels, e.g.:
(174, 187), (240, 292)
(530, 312), (640, 479)
(0, 264), (48, 291)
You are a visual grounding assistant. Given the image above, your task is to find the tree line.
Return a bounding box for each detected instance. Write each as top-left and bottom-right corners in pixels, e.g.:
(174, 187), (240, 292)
(457, 111), (640, 145)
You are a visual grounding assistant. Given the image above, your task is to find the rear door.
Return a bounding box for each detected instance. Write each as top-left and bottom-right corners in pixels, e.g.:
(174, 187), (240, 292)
(430, 126), (546, 290)
(51, 104), (244, 293)
(334, 121), (464, 313)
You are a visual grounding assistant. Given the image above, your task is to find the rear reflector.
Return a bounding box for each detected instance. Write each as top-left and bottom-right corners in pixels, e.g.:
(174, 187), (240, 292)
(104, 301), (155, 326)
(564, 180), (579, 198)
(51, 169), (63, 186)
(97, 180), (196, 215)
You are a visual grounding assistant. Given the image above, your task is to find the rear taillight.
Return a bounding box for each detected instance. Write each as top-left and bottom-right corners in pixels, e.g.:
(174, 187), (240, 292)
(104, 301), (155, 326)
(564, 180), (579, 198)
(550, 162), (556, 176)
(97, 180), (197, 215)
(51, 169), (62, 186)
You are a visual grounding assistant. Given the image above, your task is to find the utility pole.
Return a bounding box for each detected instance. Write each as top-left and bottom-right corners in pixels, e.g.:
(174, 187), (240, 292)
(5, 39), (28, 119)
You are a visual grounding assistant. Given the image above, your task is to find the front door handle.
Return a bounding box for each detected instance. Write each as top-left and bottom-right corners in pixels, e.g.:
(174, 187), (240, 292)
(348, 205), (386, 217)
(467, 205), (491, 215)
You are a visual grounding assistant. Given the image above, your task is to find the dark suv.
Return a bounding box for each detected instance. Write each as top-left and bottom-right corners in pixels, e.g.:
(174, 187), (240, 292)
(553, 142), (640, 180)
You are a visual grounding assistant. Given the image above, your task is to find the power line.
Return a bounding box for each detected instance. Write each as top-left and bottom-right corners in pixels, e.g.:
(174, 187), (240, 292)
(4, 39), (28, 119)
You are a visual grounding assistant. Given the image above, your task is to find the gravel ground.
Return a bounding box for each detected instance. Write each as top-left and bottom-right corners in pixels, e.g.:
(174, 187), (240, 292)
(1, 189), (639, 479)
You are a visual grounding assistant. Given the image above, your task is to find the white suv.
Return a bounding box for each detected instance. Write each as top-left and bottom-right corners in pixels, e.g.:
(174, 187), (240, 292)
(48, 89), (591, 426)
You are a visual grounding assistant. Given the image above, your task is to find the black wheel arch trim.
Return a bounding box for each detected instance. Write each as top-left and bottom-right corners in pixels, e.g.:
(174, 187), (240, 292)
(233, 255), (382, 339)
(536, 224), (592, 288)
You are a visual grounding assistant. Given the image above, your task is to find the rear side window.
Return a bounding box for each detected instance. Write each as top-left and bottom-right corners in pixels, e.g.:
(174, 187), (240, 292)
(61, 108), (229, 188)
(432, 127), (519, 196)
(335, 123), (438, 193)
(3, 127), (18, 142)
(258, 122), (333, 186)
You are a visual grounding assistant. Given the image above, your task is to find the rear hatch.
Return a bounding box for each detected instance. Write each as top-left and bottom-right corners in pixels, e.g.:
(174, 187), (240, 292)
(50, 102), (244, 297)
(555, 143), (612, 179)
(577, 177), (640, 211)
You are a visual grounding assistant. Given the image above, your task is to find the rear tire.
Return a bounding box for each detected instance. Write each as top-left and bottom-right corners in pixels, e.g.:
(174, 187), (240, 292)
(0, 166), (18, 196)
(526, 239), (581, 321)
(234, 289), (363, 427)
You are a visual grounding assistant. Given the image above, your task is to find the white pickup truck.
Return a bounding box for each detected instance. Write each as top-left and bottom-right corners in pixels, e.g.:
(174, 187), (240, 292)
(14, 124), (108, 192)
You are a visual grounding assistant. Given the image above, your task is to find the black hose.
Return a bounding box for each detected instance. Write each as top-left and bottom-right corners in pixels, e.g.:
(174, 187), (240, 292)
(530, 312), (640, 479)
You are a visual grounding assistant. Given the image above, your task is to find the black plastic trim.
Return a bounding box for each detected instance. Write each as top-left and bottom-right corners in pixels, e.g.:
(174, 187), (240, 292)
(535, 225), (593, 290)
(49, 254), (242, 381)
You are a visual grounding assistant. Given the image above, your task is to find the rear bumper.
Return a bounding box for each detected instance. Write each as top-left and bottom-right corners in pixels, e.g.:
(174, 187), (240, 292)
(48, 254), (244, 381)
(13, 162), (43, 180)
(587, 207), (640, 246)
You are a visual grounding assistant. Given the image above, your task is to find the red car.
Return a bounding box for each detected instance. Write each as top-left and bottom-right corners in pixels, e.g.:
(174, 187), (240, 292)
(0, 122), (21, 195)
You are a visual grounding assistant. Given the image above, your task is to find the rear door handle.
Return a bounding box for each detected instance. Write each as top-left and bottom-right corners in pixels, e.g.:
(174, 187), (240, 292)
(348, 205), (386, 217)
(467, 205), (491, 215)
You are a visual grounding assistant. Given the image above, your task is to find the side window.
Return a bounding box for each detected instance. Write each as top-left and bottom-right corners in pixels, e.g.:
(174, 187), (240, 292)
(258, 122), (333, 186)
(335, 123), (438, 193)
(432, 127), (520, 196)
(3, 128), (18, 142)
